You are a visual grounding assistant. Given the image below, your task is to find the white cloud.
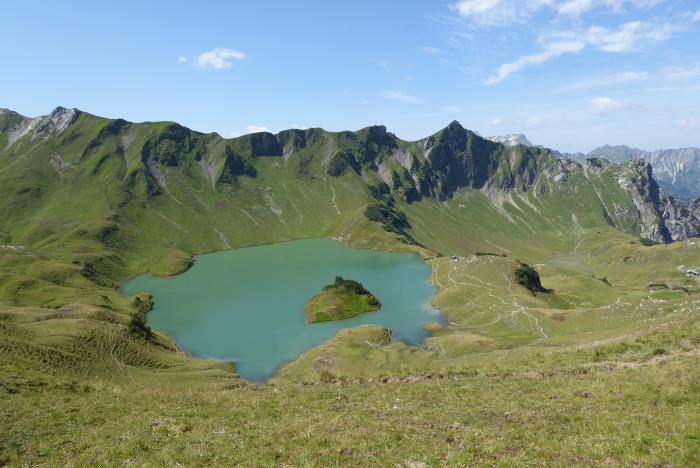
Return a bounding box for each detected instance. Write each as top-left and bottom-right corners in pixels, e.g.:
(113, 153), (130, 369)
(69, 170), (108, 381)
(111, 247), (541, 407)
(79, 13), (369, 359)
(553, 0), (666, 16)
(449, 0), (545, 25)
(382, 91), (420, 103)
(488, 20), (674, 84)
(490, 116), (543, 128)
(661, 63), (700, 81)
(246, 125), (270, 133)
(196, 48), (245, 70)
(557, 0), (595, 16)
(679, 118), (698, 130)
(451, 0), (668, 24)
(451, 0), (501, 17)
(420, 46), (442, 55)
(580, 21), (674, 52)
(546, 21), (675, 52)
(486, 40), (585, 84)
(230, 126), (270, 138)
(590, 96), (625, 114)
(177, 56), (187, 63)
(555, 71), (649, 91)
(526, 116), (543, 128)
(443, 105), (463, 112)
(693, 7), (700, 22)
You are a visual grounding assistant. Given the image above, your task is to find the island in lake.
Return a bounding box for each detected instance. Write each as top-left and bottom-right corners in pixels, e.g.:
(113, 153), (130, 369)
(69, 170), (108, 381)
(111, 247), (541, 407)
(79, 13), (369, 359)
(305, 276), (381, 323)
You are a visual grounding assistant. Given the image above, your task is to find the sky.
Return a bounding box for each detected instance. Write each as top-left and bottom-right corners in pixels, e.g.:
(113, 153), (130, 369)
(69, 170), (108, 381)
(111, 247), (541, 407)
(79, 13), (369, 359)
(1, 0), (699, 153)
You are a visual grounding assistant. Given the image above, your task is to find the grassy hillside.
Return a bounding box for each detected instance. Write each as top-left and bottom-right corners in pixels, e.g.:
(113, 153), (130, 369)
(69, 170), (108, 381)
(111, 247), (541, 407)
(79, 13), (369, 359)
(305, 276), (381, 323)
(1, 107), (699, 465)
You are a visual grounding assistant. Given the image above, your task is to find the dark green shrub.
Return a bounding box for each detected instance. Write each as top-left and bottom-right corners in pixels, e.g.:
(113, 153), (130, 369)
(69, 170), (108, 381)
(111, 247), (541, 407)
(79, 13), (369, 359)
(514, 263), (549, 294)
(129, 295), (154, 340)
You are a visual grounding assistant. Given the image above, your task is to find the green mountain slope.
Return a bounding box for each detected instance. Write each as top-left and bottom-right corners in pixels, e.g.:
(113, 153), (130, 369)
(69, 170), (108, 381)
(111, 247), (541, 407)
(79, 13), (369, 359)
(1, 107), (699, 465)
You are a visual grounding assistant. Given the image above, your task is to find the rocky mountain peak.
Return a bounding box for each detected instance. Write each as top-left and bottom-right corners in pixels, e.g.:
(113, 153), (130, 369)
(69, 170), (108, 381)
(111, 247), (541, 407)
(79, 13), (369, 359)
(436, 120), (467, 146)
(487, 134), (534, 147)
(446, 120), (464, 132)
(34, 106), (80, 137)
(359, 125), (397, 148)
(360, 125), (387, 136)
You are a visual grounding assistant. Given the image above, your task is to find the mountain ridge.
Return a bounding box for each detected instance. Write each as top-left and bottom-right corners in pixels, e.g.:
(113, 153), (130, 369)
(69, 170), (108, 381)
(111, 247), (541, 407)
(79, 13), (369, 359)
(486, 131), (699, 203)
(580, 145), (700, 203)
(1, 106), (698, 252)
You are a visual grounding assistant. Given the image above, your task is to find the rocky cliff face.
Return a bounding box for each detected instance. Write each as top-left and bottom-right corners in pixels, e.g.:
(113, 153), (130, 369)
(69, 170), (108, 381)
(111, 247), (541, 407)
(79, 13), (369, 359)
(647, 148), (700, 203)
(616, 160), (672, 243)
(2, 106), (81, 148)
(614, 159), (700, 243)
(568, 144), (700, 203)
(659, 195), (700, 241)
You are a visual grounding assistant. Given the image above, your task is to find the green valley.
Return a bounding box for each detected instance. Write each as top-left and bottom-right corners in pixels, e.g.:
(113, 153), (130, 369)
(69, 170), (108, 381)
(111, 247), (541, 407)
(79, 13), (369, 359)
(0, 107), (698, 465)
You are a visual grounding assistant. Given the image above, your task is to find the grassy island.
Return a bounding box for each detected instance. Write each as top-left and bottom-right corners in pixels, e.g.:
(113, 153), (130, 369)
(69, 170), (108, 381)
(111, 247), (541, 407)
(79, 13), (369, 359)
(304, 276), (381, 323)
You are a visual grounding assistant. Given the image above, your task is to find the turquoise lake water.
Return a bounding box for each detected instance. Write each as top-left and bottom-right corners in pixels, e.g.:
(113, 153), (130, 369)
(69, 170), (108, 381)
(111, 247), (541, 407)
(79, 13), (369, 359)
(121, 239), (442, 381)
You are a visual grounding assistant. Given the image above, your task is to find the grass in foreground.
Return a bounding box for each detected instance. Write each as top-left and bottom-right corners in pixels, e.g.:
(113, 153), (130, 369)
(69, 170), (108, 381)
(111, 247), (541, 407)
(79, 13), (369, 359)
(1, 343), (697, 465)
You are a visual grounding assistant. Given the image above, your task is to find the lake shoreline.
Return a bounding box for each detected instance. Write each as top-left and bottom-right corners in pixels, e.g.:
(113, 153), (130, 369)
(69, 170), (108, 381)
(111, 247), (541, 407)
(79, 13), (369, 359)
(122, 238), (446, 381)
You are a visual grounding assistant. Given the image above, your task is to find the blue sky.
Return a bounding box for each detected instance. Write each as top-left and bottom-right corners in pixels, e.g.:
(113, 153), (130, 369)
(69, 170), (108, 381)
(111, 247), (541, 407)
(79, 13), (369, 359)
(2, 0), (699, 152)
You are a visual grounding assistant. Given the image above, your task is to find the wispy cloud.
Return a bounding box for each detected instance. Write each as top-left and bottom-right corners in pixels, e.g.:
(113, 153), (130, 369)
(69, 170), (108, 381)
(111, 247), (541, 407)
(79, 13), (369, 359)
(382, 91), (420, 103)
(449, 0), (543, 26)
(555, 71), (649, 91)
(526, 116), (543, 128)
(693, 7), (700, 22)
(580, 21), (675, 52)
(679, 118), (698, 129)
(196, 48), (245, 70)
(486, 40), (585, 84)
(590, 96), (625, 114)
(177, 56), (187, 63)
(230, 124), (271, 138)
(420, 46), (442, 55)
(246, 125), (270, 134)
(491, 115), (543, 128)
(442, 105), (463, 113)
(557, 0), (668, 17)
(661, 63), (700, 81)
(487, 20), (675, 84)
(450, 0), (668, 25)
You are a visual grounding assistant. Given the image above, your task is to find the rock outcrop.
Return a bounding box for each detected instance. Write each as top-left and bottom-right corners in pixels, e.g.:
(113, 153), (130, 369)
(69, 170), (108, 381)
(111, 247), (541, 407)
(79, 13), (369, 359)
(34, 106), (80, 137)
(566, 144), (700, 203)
(487, 133), (534, 147)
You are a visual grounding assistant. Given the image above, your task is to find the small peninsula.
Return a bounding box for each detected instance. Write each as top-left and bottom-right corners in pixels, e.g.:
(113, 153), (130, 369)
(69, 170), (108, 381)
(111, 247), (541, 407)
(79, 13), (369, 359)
(305, 276), (381, 323)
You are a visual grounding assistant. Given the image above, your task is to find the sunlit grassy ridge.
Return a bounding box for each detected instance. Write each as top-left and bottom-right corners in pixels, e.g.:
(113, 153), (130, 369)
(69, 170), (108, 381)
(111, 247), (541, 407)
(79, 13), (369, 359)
(0, 108), (698, 465)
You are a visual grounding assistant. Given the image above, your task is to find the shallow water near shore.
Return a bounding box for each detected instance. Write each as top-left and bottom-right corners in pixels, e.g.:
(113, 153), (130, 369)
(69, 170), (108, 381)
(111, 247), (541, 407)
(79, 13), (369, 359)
(122, 239), (442, 381)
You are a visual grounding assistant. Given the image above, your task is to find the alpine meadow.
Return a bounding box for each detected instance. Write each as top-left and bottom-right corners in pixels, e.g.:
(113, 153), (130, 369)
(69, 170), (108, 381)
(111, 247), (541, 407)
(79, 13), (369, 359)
(2, 1), (700, 466)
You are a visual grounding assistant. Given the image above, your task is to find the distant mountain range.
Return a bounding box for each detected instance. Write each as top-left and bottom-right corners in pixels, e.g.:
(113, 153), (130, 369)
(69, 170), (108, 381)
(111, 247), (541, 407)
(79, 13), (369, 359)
(488, 135), (700, 203)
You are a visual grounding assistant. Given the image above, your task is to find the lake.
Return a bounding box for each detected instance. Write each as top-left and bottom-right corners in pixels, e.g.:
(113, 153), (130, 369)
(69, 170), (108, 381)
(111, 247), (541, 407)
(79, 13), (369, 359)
(121, 239), (442, 381)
